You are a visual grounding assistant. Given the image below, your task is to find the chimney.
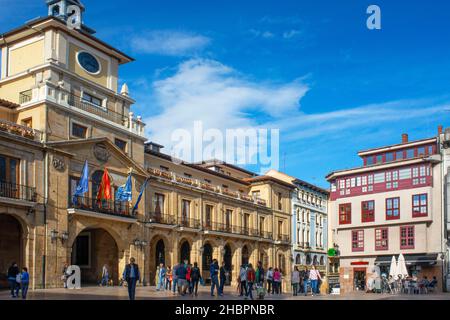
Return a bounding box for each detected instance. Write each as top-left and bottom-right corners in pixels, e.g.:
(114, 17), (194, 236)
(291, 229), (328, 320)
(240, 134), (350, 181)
(438, 125), (443, 135)
(402, 133), (409, 144)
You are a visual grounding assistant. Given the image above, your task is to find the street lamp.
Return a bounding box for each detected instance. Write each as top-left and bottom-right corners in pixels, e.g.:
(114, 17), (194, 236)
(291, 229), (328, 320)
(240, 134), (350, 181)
(50, 229), (59, 242)
(60, 231), (69, 243)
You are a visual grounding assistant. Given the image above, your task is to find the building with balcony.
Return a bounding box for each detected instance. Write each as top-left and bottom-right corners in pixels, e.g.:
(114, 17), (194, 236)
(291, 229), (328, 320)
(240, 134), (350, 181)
(326, 130), (445, 293)
(0, 1), (294, 290)
(265, 170), (329, 275)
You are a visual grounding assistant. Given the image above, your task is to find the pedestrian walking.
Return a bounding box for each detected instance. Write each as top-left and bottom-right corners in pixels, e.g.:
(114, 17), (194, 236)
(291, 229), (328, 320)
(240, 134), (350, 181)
(165, 266), (172, 290)
(309, 265), (321, 296)
(219, 261), (228, 295)
(256, 261), (265, 287)
(239, 264), (248, 296)
(245, 263), (256, 300)
(172, 262), (179, 295)
(7, 262), (20, 298)
(190, 262), (201, 296)
(176, 260), (188, 296)
(210, 259), (221, 296)
(62, 262), (69, 289)
(302, 267), (309, 296)
(273, 268), (281, 294)
(186, 263), (192, 294)
(291, 266), (300, 296)
(18, 267), (30, 299)
(122, 257), (140, 300)
(100, 264), (109, 287)
(266, 267), (273, 295)
(156, 263), (166, 291)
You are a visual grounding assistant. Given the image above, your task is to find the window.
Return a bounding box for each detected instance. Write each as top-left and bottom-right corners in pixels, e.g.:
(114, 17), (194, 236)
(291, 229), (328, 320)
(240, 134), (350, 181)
(406, 149), (415, 159)
(69, 176), (81, 206)
(277, 221), (283, 240)
(225, 209), (232, 230)
(259, 217), (265, 233)
(386, 197), (400, 220)
(71, 123), (88, 139)
(396, 151), (404, 160)
(278, 192), (283, 210)
(160, 166), (169, 172)
(205, 205), (213, 228)
(386, 152), (394, 162)
(82, 92), (102, 107)
(376, 155), (383, 164)
(0, 155), (18, 186)
(412, 194), (428, 217)
(115, 138), (127, 151)
(153, 193), (165, 215)
(417, 147), (426, 156)
(181, 200), (190, 224)
(21, 117), (32, 128)
(400, 226), (415, 249)
(374, 172), (385, 183)
(185, 173), (193, 178)
(339, 203), (351, 224)
(352, 230), (364, 252)
(366, 157), (374, 165)
(362, 200), (375, 222)
(204, 179), (212, 184)
(375, 228), (389, 250)
(252, 190), (261, 200)
(427, 145), (433, 155)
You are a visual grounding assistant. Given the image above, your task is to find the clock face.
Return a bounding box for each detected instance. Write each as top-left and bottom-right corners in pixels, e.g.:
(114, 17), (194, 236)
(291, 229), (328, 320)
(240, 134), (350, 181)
(77, 51), (100, 74)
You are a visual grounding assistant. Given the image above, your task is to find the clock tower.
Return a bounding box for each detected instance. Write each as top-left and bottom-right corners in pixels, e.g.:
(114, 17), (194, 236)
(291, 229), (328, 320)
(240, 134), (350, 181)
(46, 0), (95, 34)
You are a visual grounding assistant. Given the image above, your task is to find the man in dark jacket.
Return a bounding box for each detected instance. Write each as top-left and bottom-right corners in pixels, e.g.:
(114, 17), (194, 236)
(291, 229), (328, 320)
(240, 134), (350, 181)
(219, 261), (228, 295)
(7, 262), (20, 298)
(122, 257), (140, 300)
(176, 261), (188, 295)
(190, 262), (201, 296)
(210, 259), (221, 296)
(256, 261), (265, 287)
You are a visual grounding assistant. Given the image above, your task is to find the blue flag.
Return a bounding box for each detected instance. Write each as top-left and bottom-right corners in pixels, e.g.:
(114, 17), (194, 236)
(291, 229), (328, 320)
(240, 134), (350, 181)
(116, 174), (132, 202)
(73, 160), (89, 204)
(132, 178), (149, 215)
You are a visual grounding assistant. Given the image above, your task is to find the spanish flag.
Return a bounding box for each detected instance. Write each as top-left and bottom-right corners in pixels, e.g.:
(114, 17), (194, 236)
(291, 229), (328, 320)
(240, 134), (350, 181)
(96, 167), (112, 204)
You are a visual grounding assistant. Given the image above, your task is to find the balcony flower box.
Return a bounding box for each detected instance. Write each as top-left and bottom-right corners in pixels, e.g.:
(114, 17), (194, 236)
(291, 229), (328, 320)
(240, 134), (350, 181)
(240, 194), (253, 202)
(256, 198), (267, 206)
(222, 189), (238, 198)
(0, 123), (8, 131)
(200, 183), (216, 192)
(160, 171), (172, 180)
(10, 126), (23, 136)
(22, 130), (35, 139)
(148, 168), (172, 180)
(176, 176), (195, 186)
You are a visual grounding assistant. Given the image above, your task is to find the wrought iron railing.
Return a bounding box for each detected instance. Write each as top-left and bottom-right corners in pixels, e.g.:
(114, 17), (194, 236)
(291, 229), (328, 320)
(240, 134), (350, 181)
(148, 213), (176, 225)
(69, 196), (134, 218)
(276, 234), (290, 242)
(19, 90), (32, 104)
(177, 217), (201, 229)
(67, 93), (129, 126)
(0, 181), (36, 202)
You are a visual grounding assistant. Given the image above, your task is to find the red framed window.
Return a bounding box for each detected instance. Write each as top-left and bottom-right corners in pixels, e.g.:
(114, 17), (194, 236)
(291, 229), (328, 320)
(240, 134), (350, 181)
(352, 230), (364, 252)
(339, 203), (352, 225)
(412, 194), (428, 217)
(361, 200), (375, 222)
(400, 226), (415, 249)
(386, 197), (400, 220)
(375, 228), (389, 250)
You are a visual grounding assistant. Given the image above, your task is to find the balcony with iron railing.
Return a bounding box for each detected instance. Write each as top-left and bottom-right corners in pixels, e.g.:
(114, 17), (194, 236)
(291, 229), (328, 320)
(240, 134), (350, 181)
(147, 167), (270, 208)
(147, 213), (176, 225)
(0, 181), (37, 203)
(19, 88), (145, 137)
(68, 196), (136, 219)
(276, 234), (290, 243)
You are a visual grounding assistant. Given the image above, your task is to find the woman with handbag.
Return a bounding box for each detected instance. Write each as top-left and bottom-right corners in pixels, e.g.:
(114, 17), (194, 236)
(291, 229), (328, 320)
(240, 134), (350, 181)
(7, 262), (20, 298)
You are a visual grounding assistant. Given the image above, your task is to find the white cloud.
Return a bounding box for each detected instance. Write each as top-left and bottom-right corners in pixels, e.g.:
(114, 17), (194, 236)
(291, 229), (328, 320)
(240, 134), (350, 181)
(143, 59), (309, 153)
(130, 30), (211, 56)
(283, 29), (302, 39)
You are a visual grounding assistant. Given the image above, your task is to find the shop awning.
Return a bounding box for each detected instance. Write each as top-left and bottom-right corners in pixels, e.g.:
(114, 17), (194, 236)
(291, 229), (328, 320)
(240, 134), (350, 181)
(374, 254), (438, 266)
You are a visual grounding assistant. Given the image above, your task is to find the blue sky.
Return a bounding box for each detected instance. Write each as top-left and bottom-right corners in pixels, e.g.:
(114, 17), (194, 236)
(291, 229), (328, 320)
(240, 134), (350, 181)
(1, 0), (450, 187)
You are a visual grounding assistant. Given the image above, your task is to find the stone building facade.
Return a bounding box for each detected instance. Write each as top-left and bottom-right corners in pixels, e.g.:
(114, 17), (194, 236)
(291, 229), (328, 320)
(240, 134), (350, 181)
(0, 1), (293, 291)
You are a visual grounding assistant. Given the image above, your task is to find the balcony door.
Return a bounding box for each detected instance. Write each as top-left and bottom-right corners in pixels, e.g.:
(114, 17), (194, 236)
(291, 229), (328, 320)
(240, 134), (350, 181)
(154, 193), (165, 222)
(0, 155), (19, 199)
(181, 200), (190, 227)
(205, 205), (213, 229)
(225, 209), (232, 232)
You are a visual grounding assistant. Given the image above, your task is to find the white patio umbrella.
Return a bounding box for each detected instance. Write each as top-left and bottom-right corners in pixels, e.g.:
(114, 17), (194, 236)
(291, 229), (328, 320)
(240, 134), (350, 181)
(397, 254), (409, 278)
(389, 256), (398, 280)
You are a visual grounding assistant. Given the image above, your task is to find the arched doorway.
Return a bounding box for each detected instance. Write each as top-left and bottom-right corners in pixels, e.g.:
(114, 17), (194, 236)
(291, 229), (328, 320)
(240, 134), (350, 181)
(224, 244), (232, 285)
(155, 239), (165, 267)
(306, 254), (312, 265)
(180, 241), (190, 263)
(242, 245), (249, 266)
(71, 228), (119, 285)
(202, 243), (213, 281)
(313, 255), (318, 266)
(0, 214), (23, 289)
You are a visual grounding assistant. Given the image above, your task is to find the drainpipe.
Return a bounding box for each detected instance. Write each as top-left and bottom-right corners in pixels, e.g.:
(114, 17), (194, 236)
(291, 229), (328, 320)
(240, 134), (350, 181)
(42, 101), (49, 289)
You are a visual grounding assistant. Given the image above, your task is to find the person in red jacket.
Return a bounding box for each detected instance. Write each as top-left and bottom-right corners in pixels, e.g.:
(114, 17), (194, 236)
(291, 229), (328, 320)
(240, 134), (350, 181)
(186, 264), (192, 294)
(245, 264), (256, 300)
